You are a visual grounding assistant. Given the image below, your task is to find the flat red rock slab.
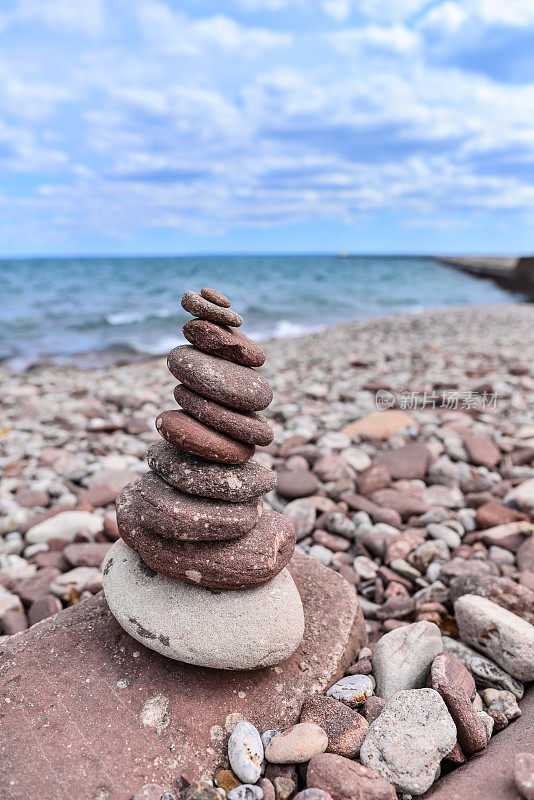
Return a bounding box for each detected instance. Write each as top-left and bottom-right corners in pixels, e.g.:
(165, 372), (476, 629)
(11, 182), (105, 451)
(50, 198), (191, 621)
(422, 689), (533, 799)
(0, 552), (366, 800)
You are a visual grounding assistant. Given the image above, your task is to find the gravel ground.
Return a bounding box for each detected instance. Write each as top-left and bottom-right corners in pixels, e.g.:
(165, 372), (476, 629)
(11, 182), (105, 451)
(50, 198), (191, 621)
(1, 302), (534, 799)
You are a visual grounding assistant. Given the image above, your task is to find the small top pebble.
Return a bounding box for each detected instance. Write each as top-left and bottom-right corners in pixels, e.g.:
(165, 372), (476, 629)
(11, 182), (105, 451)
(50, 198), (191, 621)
(182, 290), (243, 327)
(201, 287), (231, 307)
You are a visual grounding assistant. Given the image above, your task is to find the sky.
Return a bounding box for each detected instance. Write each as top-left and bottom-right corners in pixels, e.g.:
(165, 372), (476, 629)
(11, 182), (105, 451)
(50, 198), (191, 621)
(0, 0), (533, 257)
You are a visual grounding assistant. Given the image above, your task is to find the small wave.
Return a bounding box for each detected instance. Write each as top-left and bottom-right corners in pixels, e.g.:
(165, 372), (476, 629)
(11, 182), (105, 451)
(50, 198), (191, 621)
(273, 319), (309, 338)
(105, 308), (177, 326)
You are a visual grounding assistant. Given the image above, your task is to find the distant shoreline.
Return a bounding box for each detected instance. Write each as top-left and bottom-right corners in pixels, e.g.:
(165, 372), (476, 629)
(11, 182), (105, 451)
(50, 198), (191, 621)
(1, 302), (530, 376)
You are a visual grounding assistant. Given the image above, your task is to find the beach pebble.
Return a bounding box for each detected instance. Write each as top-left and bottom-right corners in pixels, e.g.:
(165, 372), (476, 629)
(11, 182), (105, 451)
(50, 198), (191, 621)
(183, 783), (222, 800)
(156, 410), (254, 465)
(431, 652), (475, 698)
(174, 385), (274, 446)
(261, 730), (281, 749)
(442, 636), (524, 699)
(514, 752), (534, 800)
(372, 621), (443, 700)
(326, 675), (373, 707)
(227, 785), (263, 800)
(300, 694), (368, 758)
(283, 499), (316, 540)
(360, 688), (457, 795)
(481, 688), (522, 720)
(293, 791), (332, 800)
(49, 566), (101, 597)
(147, 441), (276, 502)
(228, 721), (264, 784)
(168, 345), (272, 412)
(449, 573), (534, 625)
(182, 290), (243, 326)
(454, 594), (534, 681)
(272, 777), (294, 800)
(257, 779), (275, 800)
(116, 498), (295, 589)
(306, 753), (397, 800)
(265, 723), (328, 764)
(25, 511), (103, 544)
(183, 319), (265, 368)
(506, 477), (534, 516)
(276, 471), (319, 500)
(434, 682), (488, 754)
(125, 472), (261, 540)
(102, 540), (304, 669)
(200, 286), (231, 307)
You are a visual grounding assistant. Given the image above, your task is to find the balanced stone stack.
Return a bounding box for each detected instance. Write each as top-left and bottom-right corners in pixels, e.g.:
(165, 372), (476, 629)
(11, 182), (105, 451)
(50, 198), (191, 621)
(102, 288), (305, 670)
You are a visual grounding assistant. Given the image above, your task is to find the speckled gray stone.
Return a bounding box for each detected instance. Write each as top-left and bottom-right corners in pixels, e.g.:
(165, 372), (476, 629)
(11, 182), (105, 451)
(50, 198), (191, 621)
(454, 594), (534, 681)
(360, 688), (457, 795)
(147, 441), (276, 502)
(229, 721), (264, 783)
(102, 540), (305, 669)
(372, 621), (443, 700)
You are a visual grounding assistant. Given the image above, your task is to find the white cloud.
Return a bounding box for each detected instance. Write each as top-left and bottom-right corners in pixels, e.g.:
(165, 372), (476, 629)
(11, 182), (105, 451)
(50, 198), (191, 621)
(10, 0), (106, 36)
(0, 0), (533, 248)
(329, 24), (419, 55)
(136, 1), (292, 55)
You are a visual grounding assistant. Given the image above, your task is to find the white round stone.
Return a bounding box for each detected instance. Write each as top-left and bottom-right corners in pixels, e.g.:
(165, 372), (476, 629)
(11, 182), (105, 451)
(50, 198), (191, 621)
(102, 540), (305, 670)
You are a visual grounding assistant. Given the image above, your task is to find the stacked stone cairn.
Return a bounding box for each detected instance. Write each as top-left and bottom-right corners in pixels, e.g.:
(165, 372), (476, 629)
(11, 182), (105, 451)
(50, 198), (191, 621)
(102, 287), (305, 670)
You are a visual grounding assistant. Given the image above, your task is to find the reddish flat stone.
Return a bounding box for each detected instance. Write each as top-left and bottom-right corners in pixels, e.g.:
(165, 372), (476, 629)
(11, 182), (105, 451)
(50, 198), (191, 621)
(0, 552), (366, 800)
(183, 319), (265, 367)
(370, 488), (429, 520)
(156, 409), (254, 465)
(422, 690), (533, 799)
(463, 433), (501, 469)
(168, 345), (273, 412)
(475, 502), (530, 529)
(342, 411), (417, 439)
(374, 443), (431, 480)
(147, 441), (276, 502)
(200, 287), (231, 307)
(174, 385), (273, 446)
(120, 476), (261, 541)
(62, 542), (113, 567)
(181, 290), (242, 326)
(118, 503), (295, 589)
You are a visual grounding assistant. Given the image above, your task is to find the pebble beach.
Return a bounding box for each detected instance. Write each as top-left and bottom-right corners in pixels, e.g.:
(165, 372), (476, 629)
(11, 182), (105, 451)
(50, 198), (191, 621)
(1, 301), (534, 799)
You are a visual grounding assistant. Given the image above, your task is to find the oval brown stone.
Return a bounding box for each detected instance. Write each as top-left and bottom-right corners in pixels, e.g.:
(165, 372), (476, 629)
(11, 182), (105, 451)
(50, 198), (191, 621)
(117, 499), (296, 589)
(200, 287), (231, 307)
(277, 470), (319, 500)
(155, 410), (254, 465)
(183, 319), (265, 367)
(174, 385), (274, 446)
(147, 441), (277, 502)
(121, 474), (261, 541)
(168, 345), (273, 412)
(181, 290), (242, 327)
